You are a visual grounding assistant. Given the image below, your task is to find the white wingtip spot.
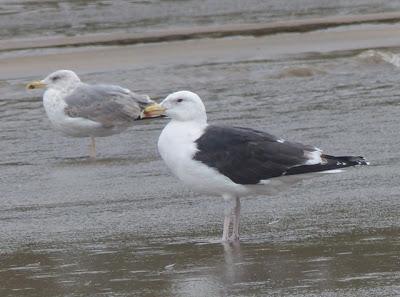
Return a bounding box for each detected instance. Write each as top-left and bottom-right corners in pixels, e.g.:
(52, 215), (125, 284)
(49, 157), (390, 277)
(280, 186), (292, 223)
(277, 138), (285, 143)
(258, 180), (270, 185)
(304, 150), (322, 165)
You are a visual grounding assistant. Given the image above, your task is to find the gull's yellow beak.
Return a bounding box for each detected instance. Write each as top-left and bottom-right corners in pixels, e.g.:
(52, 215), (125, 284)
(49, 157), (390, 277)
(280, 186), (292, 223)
(142, 103), (166, 118)
(26, 81), (46, 90)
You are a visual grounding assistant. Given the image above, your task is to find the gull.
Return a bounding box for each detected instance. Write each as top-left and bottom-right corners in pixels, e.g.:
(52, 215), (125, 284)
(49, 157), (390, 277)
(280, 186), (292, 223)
(144, 90), (368, 242)
(27, 70), (156, 158)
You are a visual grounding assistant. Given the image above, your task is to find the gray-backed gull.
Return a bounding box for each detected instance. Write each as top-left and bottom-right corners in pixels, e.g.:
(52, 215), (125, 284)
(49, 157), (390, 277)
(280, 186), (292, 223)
(27, 70), (157, 158)
(144, 90), (368, 242)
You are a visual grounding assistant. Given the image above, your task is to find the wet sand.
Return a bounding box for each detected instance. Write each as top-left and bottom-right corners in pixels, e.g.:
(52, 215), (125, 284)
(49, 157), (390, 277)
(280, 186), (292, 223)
(1, 14), (400, 297)
(2, 1), (400, 41)
(1, 22), (400, 80)
(2, 12), (400, 52)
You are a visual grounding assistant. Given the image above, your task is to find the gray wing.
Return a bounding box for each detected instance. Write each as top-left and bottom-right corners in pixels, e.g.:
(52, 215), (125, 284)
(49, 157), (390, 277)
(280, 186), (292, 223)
(64, 83), (154, 127)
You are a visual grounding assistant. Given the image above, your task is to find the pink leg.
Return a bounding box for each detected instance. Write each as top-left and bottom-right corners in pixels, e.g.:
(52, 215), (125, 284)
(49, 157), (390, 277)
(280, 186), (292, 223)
(221, 195), (241, 242)
(229, 197), (241, 242)
(221, 215), (231, 242)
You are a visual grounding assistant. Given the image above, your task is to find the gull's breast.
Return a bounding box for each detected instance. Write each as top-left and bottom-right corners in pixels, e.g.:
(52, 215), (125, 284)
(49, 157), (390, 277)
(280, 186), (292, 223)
(43, 89), (102, 137)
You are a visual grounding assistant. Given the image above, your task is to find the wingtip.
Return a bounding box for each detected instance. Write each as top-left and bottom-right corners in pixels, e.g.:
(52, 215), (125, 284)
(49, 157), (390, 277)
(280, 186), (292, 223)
(354, 156), (369, 166)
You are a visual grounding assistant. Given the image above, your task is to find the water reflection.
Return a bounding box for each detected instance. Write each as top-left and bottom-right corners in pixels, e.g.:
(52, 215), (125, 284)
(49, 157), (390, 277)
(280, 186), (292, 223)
(1, 230), (399, 296)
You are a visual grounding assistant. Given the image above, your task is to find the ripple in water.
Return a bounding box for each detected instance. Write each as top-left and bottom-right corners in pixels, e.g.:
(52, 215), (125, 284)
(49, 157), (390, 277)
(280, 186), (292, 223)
(272, 66), (327, 79)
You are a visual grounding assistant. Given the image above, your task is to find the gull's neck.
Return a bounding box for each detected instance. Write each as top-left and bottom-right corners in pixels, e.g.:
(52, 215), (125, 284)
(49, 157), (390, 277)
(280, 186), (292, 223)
(170, 117), (207, 128)
(163, 118), (208, 141)
(159, 118), (208, 162)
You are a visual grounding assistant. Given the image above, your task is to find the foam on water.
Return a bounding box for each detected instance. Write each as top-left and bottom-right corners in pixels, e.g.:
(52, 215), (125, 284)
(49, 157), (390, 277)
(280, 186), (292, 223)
(357, 49), (400, 68)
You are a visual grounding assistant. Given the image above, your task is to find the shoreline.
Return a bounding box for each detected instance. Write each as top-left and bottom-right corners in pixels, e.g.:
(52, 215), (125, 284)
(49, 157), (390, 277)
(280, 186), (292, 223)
(1, 12), (400, 52)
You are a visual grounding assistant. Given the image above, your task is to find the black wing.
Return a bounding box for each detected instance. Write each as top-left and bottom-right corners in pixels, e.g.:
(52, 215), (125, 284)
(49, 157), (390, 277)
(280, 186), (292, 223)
(193, 125), (367, 185)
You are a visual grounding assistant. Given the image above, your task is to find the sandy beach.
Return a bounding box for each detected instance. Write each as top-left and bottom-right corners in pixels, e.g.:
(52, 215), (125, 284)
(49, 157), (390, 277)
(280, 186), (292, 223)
(1, 7), (400, 297)
(1, 14), (400, 80)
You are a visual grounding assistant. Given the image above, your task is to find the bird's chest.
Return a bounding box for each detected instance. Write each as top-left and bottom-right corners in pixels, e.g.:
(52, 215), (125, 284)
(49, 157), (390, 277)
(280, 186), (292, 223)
(42, 90), (68, 126)
(158, 122), (204, 179)
(42, 89), (102, 137)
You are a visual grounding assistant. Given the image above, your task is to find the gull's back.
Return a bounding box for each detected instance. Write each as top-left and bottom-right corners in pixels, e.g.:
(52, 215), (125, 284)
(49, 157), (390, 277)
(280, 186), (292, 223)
(64, 83), (153, 128)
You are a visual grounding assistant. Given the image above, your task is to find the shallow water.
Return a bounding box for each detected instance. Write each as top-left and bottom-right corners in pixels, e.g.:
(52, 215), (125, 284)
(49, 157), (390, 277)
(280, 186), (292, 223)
(1, 45), (400, 296)
(1, 0), (400, 40)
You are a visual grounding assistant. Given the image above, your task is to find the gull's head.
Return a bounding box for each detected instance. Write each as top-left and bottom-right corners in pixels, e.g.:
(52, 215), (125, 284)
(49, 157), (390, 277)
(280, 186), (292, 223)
(26, 70), (81, 92)
(144, 91), (207, 122)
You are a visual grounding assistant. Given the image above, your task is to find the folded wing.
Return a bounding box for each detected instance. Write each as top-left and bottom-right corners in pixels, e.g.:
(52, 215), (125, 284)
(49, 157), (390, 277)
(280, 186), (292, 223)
(193, 125), (366, 185)
(64, 84), (153, 127)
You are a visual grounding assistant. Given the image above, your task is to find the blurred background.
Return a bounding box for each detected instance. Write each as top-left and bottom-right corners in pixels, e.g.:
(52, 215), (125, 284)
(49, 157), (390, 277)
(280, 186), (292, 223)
(0, 1), (400, 297)
(1, 0), (400, 38)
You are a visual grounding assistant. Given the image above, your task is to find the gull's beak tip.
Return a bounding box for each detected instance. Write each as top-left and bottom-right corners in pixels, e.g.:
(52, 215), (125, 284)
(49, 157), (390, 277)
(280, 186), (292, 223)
(142, 103), (166, 118)
(26, 81), (46, 90)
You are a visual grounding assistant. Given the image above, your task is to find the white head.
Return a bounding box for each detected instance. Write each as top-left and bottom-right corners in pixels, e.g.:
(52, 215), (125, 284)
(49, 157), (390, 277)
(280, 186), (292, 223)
(158, 91), (207, 123)
(27, 70), (81, 92)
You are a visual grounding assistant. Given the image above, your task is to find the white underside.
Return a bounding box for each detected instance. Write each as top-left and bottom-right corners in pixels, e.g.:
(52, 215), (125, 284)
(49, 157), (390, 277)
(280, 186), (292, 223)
(158, 120), (343, 199)
(252, 168), (343, 195)
(43, 89), (126, 137)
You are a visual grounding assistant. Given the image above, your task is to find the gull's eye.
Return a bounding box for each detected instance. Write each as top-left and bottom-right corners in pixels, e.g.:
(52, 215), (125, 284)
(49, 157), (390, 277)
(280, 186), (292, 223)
(177, 98), (183, 103)
(52, 76), (60, 81)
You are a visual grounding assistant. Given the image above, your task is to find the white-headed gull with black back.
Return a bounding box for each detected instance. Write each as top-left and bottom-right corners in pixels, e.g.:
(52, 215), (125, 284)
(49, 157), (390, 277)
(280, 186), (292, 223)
(144, 90), (368, 242)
